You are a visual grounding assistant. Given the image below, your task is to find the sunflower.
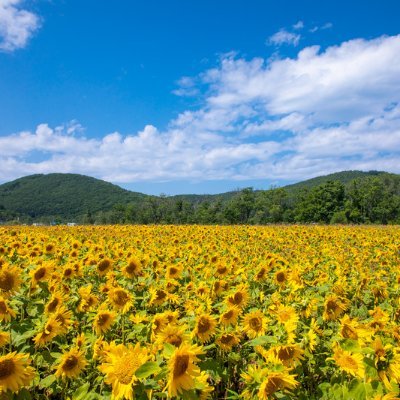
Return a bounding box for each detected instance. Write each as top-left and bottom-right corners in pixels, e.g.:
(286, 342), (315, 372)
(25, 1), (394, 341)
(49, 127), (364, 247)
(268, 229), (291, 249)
(258, 371), (299, 399)
(219, 307), (240, 327)
(30, 263), (52, 287)
(53, 306), (73, 334)
(216, 332), (240, 352)
(77, 285), (98, 313)
(149, 287), (169, 306)
(45, 291), (65, 314)
(225, 285), (249, 309)
(155, 324), (189, 348)
(97, 258), (113, 277)
(193, 314), (217, 343)
(330, 345), (365, 379)
(273, 304), (299, 334)
(93, 308), (116, 335)
(273, 344), (304, 367)
(55, 347), (87, 380)
(33, 316), (62, 347)
(108, 287), (133, 314)
(242, 310), (268, 339)
(0, 352), (35, 393)
(122, 257), (142, 279)
(323, 294), (348, 321)
(0, 331), (10, 348)
(274, 270), (288, 286)
(99, 342), (148, 400)
(214, 263), (230, 278)
(166, 263), (183, 280)
(166, 343), (204, 397)
(372, 338), (400, 390)
(0, 265), (21, 296)
(0, 296), (16, 322)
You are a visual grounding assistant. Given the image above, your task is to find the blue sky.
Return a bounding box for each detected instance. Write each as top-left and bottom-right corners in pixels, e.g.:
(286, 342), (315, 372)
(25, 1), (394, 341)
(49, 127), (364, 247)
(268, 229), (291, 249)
(0, 0), (400, 194)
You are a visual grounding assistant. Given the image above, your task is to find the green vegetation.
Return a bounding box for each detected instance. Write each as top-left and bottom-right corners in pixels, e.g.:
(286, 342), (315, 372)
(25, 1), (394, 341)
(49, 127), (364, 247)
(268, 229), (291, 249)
(0, 171), (399, 224)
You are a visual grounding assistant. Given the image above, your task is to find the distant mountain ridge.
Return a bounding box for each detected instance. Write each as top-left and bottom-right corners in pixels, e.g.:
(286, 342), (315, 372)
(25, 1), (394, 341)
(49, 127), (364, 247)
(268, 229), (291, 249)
(0, 170), (398, 223)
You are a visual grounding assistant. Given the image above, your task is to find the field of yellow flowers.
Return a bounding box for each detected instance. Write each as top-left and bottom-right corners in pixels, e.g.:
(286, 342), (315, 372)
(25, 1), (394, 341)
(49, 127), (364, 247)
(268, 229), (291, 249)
(0, 225), (400, 399)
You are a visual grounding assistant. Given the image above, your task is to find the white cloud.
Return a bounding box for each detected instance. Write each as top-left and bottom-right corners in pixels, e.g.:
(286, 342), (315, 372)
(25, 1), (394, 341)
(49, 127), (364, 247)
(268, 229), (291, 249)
(268, 28), (301, 47)
(0, 0), (40, 51)
(1, 34), (400, 186)
(310, 22), (333, 33)
(293, 21), (304, 30)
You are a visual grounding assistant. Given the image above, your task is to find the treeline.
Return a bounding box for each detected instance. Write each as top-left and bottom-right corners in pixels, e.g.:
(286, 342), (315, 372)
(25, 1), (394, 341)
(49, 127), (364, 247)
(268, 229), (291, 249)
(84, 176), (400, 225)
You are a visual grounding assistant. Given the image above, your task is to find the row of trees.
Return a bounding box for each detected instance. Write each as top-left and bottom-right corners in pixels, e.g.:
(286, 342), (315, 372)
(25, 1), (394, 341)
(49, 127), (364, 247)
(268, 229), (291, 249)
(83, 176), (400, 225)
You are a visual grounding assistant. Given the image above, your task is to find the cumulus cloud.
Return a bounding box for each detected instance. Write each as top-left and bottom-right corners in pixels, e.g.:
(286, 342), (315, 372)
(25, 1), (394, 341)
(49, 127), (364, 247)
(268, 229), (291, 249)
(1, 34), (400, 186)
(268, 28), (301, 47)
(0, 0), (40, 51)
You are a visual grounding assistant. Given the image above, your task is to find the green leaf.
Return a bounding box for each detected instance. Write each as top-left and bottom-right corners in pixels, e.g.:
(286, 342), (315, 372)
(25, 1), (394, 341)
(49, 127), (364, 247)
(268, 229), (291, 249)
(16, 388), (31, 400)
(245, 335), (277, 346)
(163, 343), (175, 357)
(39, 374), (56, 389)
(135, 362), (161, 379)
(72, 382), (90, 400)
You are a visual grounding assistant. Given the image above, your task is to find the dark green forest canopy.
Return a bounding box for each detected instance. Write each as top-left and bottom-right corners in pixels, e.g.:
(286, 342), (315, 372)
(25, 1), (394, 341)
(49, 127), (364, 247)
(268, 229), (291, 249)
(0, 171), (399, 224)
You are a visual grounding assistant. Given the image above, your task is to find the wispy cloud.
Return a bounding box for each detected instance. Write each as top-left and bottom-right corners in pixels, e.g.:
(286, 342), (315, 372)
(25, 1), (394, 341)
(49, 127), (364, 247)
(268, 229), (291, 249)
(1, 35), (400, 185)
(0, 0), (40, 52)
(267, 28), (301, 47)
(310, 22), (333, 33)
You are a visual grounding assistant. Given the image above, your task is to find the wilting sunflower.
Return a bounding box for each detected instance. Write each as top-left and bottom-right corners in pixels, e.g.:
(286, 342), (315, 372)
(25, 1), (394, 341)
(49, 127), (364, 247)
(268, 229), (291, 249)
(108, 287), (133, 314)
(0, 352), (35, 393)
(242, 310), (268, 339)
(193, 314), (217, 343)
(99, 342), (148, 400)
(55, 347), (87, 380)
(330, 345), (365, 379)
(258, 370), (299, 399)
(0, 265), (21, 296)
(166, 343), (204, 397)
(0, 296), (16, 322)
(93, 308), (116, 335)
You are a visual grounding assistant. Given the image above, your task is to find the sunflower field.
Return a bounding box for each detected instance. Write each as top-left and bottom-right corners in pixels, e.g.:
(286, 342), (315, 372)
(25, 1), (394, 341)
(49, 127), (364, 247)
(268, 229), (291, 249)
(0, 225), (400, 399)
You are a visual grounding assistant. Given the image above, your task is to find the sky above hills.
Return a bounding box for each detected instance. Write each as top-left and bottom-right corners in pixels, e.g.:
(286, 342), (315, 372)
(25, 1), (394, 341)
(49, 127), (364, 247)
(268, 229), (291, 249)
(0, 0), (399, 195)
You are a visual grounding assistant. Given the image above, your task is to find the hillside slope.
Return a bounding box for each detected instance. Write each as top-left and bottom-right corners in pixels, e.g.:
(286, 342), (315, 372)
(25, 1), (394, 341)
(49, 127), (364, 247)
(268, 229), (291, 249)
(0, 173), (147, 220)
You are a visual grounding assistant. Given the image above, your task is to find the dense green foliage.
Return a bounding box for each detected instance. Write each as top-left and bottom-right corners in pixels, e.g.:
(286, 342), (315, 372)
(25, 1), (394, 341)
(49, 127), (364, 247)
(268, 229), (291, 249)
(0, 171), (399, 224)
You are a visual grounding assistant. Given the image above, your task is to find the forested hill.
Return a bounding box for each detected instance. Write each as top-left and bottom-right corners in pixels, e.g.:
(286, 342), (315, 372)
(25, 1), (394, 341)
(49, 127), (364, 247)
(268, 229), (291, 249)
(0, 173), (147, 221)
(0, 170), (399, 224)
(283, 170), (388, 194)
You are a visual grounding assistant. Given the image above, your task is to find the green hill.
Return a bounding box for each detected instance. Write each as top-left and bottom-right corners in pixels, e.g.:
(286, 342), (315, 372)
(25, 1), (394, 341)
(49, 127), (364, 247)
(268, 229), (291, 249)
(0, 173), (147, 221)
(283, 170), (390, 194)
(0, 170), (399, 224)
